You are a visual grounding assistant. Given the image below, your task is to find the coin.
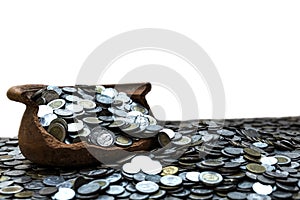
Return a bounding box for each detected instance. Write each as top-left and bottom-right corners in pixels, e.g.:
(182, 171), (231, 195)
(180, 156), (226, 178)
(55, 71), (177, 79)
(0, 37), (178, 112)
(115, 135), (133, 147)
(39, 187), (58, 196)
(227, 191), (247, 200)
(53, 188), (75, 200)
(47, 99), (66, 110)
(77, 182), (101, 195)
(199, 171), (223, 186)
(243, 148), (261, 158)
(252, 182), (272, 195)
(43, 176), (65, 186)
(172, 136), (191, 146)
(274, 155), (291, 165)
(0, 185), (23, 194)
(47, 122), (66, 142)
(246, 163), (266, 174)
(160, 175), (182, 187)
(135, 181), (159, 194)
(185, 171), (200, 182)
(78, 99), (96, 110)
(157, 132), (171, 147)
(162, 166), (178, 175)
(260, 156), (277, 165)
(14, 190), (34, 198)
(106, 185), (125, 195)
(246, 193), (271, 200)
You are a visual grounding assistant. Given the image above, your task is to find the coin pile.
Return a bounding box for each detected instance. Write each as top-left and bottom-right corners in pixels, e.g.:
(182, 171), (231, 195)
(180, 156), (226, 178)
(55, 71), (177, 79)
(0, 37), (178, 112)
(32, 85), (161, 147)
(1, 116), (300, 199)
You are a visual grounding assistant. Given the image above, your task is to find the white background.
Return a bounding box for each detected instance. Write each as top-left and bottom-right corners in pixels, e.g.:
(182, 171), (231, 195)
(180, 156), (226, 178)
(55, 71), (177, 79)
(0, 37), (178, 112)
(1, 1), (300, 138)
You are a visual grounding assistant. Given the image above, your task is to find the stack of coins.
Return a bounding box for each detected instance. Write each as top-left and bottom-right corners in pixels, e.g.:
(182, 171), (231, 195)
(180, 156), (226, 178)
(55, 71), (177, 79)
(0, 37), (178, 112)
(32, 85), (161, 147)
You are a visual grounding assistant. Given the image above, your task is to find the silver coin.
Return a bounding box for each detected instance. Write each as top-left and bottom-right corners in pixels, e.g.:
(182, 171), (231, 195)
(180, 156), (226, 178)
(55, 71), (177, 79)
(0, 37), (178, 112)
(106, 185), (125, 195)
(47, 99), (66, 110)
(39, 113), (57, 127)
(96, 131), (115, 147)
(260, 156), (278, 166)
(253, 142), (268, 148)
(252, 182), (273, 195)
(135, 181), (159, 194)
(53, 188), (75, 200)
(247, 193), (271, 200)
(160, 175), (182, 187)
(199, 171), (223, 186)
(185, 172), (201, 182)
(0, 185), (23, 194)
(172, 136), (191, 146)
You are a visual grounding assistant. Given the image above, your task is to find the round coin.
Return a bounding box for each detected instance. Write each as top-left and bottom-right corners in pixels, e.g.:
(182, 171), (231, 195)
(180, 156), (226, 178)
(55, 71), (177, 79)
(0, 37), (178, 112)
(172, 136), (191, 146)
(47, 122), (66, 142)
(77, 183), (101, 195)
(135, 181), (159, 194)
(0, 185), (23, 194)
(274, 155), (291, 165)
(227, 191), (247, 200)
(186, 171), (201, 182)
(243, 148), (261, 158)
(246, 163), (266, 174)
(106, 185), (125, 195)
(162, 166), (178, 175)
(252, 182), (272, 195)
(53, 188), (75, 200)
(160, 175), (182, 187)
(39, 187), (58, 196)
(115, 135), (133, 147)
(199, 171), (223, 186)
(78, 99), (96, 109)
(47, 99), (65, 110)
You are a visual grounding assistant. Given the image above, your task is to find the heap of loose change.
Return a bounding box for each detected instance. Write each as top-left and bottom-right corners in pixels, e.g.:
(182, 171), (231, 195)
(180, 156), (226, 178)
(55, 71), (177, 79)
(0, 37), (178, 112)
(32, 85), (165, 148)
(1, 116), (300, 199)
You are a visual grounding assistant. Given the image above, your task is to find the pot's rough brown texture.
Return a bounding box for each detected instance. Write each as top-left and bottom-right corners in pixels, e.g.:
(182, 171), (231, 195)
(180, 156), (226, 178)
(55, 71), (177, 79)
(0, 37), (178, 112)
(7, 83), (157, 167)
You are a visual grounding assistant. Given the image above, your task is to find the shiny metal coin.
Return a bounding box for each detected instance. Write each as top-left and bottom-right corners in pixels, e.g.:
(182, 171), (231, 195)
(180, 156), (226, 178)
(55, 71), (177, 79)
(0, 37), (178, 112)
(227, 191), (247, 200)
(47, 99), (65, 110)
(39, 113), (58, 127)
(252, 182), (272, 195)
(106, 185), (125, 195)
(186, 171), (201, 182)
(246, 193), (271, 200)
(82, 117), (102, 125)
(115, 135), (133, 147)
(78, 99), (96, 110)
(53, 188), (75, 200)
(172, 136), (191, 146)
(43, 176), (65, 186)
(135, 181), (159, 194)
(77, 183), (101, 195)
(260, 156), (278, 165)
(199, 171), (223, 186)
(47, 122), (66, 142)
(160, 175), (182, 187)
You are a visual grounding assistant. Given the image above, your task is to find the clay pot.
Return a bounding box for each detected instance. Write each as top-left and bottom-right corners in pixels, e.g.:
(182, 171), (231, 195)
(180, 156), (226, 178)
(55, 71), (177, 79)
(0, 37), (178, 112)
(7, 83), (158, 167)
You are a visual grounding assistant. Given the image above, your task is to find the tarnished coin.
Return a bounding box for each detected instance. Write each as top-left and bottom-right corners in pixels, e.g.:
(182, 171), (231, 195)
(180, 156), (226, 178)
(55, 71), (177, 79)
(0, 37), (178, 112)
(115, 135), (133, 147)
(157, 132), (171, 147)
(39, 187), (58, 196)
(274, 155), (291, 165)
(199, 171), (223, 186)
(47, 122), (66, 142)
(14, 190), (34, 198)
(160, 175), (182, 187)
(0, 185), (23, 194)
(135, 181), (159, 194)
(53, 188), (75, 200)
(246, 163), (266, 174)
(243, 148), (261, 158)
